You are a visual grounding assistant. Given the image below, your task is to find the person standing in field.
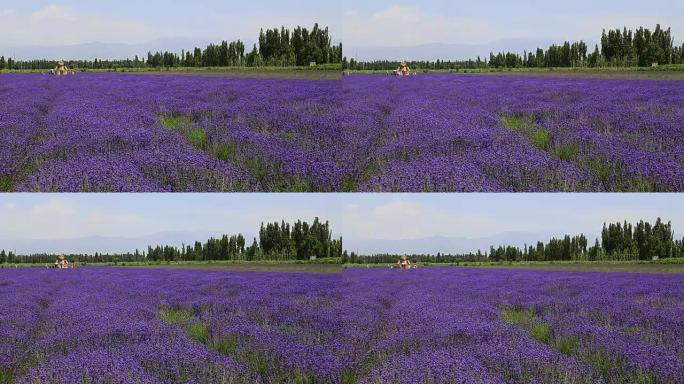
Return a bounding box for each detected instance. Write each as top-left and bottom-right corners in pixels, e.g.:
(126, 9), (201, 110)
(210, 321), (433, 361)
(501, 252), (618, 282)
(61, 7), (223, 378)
(55, 60), (67, 75)
(396, 61), (411, 76)
(55, 255), (69, 269)
(397, 255), (412, 270)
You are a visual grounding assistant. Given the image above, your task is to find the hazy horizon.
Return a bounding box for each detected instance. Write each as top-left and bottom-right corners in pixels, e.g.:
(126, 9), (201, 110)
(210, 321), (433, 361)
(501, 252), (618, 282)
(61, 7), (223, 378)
(0, 1), (341, 60)
(343, 1), (684, 60)
(1, 194), (682, 255)
(1, 2), (682, 61)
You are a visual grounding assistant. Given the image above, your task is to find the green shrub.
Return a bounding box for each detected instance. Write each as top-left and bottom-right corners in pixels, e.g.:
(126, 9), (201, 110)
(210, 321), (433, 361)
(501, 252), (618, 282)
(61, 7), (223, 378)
(186, 129), (207, 150)
(188, 322), (208, 344)
(501, 308), (536, 326)
(556, 335), (580, 355)
(530, 129), (551, 151)
(530, 323), (551, 344)
(159, 307), (194, 324)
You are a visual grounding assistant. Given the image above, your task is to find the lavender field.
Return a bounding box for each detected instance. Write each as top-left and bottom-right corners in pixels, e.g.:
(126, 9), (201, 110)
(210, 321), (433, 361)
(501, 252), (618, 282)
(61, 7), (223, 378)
(341, 74), (684, 192)
(1, 73), (683, 191)
(1, 267), (683, 383)
(0, 73), (339, 192)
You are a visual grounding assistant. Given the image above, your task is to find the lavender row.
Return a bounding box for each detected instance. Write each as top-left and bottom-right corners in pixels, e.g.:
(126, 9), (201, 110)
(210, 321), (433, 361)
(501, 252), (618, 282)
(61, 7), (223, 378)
(1, 267), (683, 383)
(0, 73), (682, 191)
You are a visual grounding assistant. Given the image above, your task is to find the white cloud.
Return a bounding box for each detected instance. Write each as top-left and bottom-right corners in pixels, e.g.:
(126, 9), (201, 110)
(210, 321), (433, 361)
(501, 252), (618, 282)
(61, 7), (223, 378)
(345, 203), (360, 211)
(372, 5), (422, 23)
(0, 198), (160, 240)
(0, 4), (157, 46)
(29, 198), (77, 217)
(0, 4), (340, 48)
(341, 198), (498, 240)
(31, 4), (77, 22)
(343, 5), (498, 47)
(1, 202), (16, 210)
(343, 5), (684, 50)
(374, 200), (421, 217)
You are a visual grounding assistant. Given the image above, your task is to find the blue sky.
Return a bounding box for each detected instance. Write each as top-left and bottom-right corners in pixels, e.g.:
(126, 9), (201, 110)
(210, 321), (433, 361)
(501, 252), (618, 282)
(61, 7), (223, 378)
(0, 1), (341, 46)
(343, 0), (684, 47)
(1, 1), (680, 47)
(1, 194), (682, 248)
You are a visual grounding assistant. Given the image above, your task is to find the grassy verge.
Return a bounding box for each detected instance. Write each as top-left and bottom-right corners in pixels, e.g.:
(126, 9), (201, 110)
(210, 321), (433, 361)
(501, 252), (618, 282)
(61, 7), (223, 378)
(345, 64), (684, 73)
(1, 66), (342, 79)
(6, 259), (684, 273)
(344, 65), (684, 79)
(344, 258), (684, 273)
(0, 259), (344, 274)
(1, 64), (342, 73)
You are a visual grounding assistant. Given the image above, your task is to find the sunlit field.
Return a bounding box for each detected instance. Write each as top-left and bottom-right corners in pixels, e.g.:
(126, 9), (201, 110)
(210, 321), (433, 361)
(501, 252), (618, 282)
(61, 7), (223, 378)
(2, 267), (683, 383)
(1, 73), (682, 192)
(340, 74), (684, 192)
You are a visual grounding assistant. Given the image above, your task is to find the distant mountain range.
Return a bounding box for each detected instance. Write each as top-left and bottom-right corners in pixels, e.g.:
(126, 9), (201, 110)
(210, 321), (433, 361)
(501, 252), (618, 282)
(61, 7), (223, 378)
(4, 37), (582, 62)
(0, 38), (233, 61)
(346, 232), (536, 255)
(345, 38), (596, 62)
(4, 36), (680, 62)
(342, 231), (600, 255)
(0, 231), (257, 255)
(1, 230), (600, 256)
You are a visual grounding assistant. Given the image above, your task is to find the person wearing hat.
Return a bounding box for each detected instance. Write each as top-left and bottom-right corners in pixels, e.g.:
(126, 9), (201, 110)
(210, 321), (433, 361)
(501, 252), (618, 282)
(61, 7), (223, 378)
(54, 60), (69, 75)
(397, 255), (412, 270)
(396, 61), (411, 76)
(55, 255), (69, 269)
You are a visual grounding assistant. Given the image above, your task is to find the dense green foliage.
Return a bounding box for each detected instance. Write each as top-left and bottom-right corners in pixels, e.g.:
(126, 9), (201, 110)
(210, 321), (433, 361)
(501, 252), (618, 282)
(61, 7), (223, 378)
(0, 24), (342, 70)
(148, 218), (344, 262)
(2, 219), (681, 266)
(600, 25), (678, 66)
(345, 219), (684, 264)
(1, 218), (343, 265)
(344, 25), (684, 71)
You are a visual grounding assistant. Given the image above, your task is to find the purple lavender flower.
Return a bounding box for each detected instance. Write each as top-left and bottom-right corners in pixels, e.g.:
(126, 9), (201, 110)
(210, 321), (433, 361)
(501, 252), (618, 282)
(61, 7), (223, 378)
(1, 73), (681, 191)
(1, 267), (682, 383)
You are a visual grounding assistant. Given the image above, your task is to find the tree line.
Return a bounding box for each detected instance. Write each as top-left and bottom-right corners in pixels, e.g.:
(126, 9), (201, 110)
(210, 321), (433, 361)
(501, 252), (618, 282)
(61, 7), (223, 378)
(1, 218), (343, 265)
(344, 24), (684, 71)
(2, 218), (681, 266)
(345, 218), (684, 264)
(0, 24), (342, 71)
